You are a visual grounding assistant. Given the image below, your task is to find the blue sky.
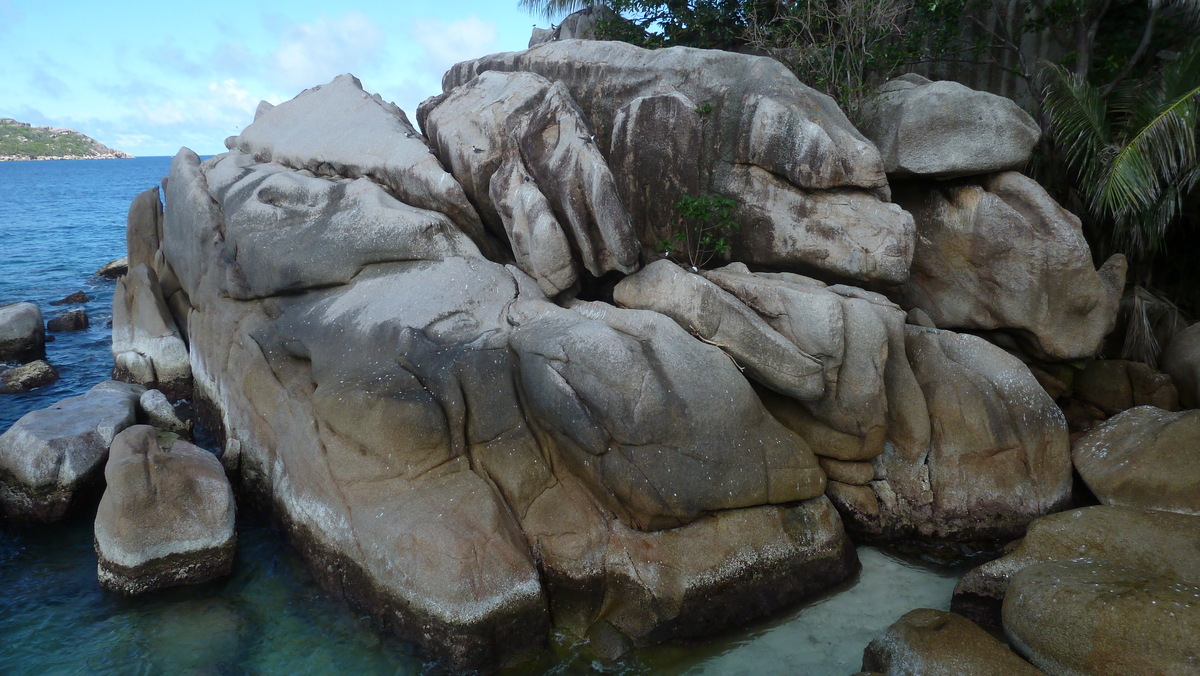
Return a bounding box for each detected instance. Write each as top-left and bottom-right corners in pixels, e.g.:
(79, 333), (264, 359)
(0, 1), (561, 156)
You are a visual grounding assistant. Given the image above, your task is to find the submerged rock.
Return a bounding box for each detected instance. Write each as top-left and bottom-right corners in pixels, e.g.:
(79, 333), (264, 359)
(0, 302), (45, 363)
(0, 359), (59, 393)
(95, 425), (235, 594)
(0, 380), (142, 522)
(51, 290), (89, 305)
(862, 608), (1043, 675)
(95, 256), (128, 279)
(47, 308), (88, 332)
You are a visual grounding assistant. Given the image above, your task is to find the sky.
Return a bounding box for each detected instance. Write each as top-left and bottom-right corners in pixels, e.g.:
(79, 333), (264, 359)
(0, 1), (562, 156)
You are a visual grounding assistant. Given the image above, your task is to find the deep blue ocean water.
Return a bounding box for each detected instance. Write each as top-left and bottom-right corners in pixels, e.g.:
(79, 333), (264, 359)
(0, 157), (966, 674)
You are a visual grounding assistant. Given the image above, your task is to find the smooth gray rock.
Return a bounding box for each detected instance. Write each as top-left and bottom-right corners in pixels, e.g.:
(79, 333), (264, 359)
(0, 302), (45, 363)
(896, 172), (1126, 361)
(438, 40), (914, 284)
(860, 74), (1040, 178)
(0, 380), (143, 522)
(95, 256), (128, 279)
(111, 264), (190, 399)
(529, 6), (619, 46)
(1163, 321), (1200, 408)
(95, 425), (235, 594)
(1072, 406), (1200, 516)
(227, 74), (496, 258)
(138, 389), (188, 434)
(47, 308), (88, 332)
(0, 359), (59, 393)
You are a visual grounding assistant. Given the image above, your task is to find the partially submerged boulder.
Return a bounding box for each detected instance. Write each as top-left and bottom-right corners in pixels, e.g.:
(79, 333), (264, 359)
(896, 172), (1125, 360)
(0, 380), (142, 522)
(0, 302), (45, 363)
(0, 359), (59, 393)
(1072, 406), (1200, 515)
(95, 256), (128, 279)
(862, 608), (1043, 675)
(860, 74), (1040, 179)
(95, 425), (235, 594)
(51, 291), (89, 306)
(47, 308), (88, 332)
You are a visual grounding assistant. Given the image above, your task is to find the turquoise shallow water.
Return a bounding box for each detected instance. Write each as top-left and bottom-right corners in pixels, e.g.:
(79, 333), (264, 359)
(0, 157), (969, 674)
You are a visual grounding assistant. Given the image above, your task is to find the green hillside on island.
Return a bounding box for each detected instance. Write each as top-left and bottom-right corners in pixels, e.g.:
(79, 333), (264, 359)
(0, 117), (132, 160)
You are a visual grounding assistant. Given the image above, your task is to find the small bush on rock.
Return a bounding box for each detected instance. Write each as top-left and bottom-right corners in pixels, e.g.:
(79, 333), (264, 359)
(656, 194), (739, 271)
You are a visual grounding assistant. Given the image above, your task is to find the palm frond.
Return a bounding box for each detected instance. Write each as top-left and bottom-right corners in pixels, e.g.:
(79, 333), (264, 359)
(517, 0), (601, 21)
(1043, 63), (1111, 186)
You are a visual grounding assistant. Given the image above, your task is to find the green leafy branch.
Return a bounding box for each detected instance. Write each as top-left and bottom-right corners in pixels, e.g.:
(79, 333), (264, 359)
(656, 194), (740, 272)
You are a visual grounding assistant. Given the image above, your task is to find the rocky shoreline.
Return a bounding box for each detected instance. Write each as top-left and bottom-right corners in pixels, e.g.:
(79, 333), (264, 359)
(2, 19), (1198, 675)
(0, 152), (134, 161)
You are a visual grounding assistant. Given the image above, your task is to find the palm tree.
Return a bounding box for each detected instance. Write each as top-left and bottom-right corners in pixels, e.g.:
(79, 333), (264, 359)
(1043, 40), (1200, 263)
(518, 0), (604, 20)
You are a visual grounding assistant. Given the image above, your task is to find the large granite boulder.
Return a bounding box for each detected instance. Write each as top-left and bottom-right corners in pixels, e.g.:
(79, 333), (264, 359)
(1163, 321), (1200, 408)
(111, 264), (191, 399)
(421, 69), (637, 289)
(862, 608), (1043, 675)
(1071, 358), (1179, 416)
(0, 380), (142, 522)
(860, 74), (1040, 179)
(95, 425), (235, 594)
(1004, 560), (1200, 675)
(226, 74), (496, 258)
(0, 302), (45, 363)
(896, 172), (1126, 360)
(0, 359), (59, 393)
(435, 40), (915, 284)
(952, 505), (1200, 625)
(1072, 406), (1200, 515)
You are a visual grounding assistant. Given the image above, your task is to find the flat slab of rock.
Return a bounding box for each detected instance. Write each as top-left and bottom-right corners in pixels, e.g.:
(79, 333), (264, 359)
(862, 608), (1043, 675)
(0, 380), (142, 522)
(1072, 406), (1200, 515)
(1163, 321), (1200, 408)
(0, 359), (59, 393)
(860, 74), (1039, 178)
(0, 302), (45, 363)
(95, 425), (235, 594)
(1004, 560), (1200, 675)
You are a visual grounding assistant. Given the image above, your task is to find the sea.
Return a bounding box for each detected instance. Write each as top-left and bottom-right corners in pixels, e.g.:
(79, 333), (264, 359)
(0, 157), (968, 675)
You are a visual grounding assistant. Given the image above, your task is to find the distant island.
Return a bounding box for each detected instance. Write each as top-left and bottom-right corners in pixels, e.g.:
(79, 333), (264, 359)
(0, 117), (133, 161)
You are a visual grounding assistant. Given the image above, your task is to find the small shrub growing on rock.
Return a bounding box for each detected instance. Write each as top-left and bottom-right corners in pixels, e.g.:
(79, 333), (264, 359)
(656, 194), (739, 271)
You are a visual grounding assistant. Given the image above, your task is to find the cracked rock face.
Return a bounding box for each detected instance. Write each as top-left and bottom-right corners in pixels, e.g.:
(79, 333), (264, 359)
(125, 45), (1094, 670)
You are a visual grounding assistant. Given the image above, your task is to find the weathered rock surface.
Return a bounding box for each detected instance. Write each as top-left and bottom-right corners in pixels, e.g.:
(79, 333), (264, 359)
(529, 6), (619, 46)
(95, 425), (235, 594)
(1071, 358), (1179, 415)
(0, 359), (59, 393)
(860, 74), (1040, 178)
(952, 505), (1200, 625)
(126, 187), (163, 269)
(421, 69), (636, 286)
(227, 74), (495, 257)
(0, 302), (45, 363)
(439, 40), (915, 284)
(862, 608), (1043, 676)
(95, 256), (128, 279)
(138, 388), (189, 434)
(1004, 561), (1200, 675)
(47, 308), (88, 332)
(1163, 321), (1200, 408)
(1072, 406), (1200, 515)
(896, 172), (1126, 360)
(111, 263), (191, 399)
(0, 380), (142, 522)
(51, 290), (89, 305)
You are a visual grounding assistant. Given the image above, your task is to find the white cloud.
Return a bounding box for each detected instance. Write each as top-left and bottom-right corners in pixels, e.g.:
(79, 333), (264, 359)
(269, 12), (385, 93)
(410, 15), (498, 71)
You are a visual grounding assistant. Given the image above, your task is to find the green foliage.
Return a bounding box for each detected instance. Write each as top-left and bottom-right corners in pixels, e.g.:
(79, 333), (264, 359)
(1043, 40), (1200, 261)
(656, 194), (740, 271)
(516, 0), (596, 20)
(0, 119), (107, 158)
